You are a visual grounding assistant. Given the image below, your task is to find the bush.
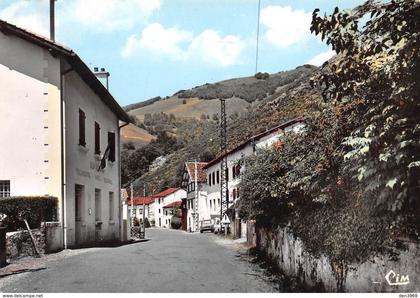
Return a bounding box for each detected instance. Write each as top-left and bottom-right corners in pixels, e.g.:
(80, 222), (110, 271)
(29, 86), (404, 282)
(0, 196), (58, 232)
(133, 217), (140, 226)
(171, 216), (181, 229)
(254, 72), (269, 80)
(150, 219), (155, 226)
(144, 217), (151, 228)
(182, 99), (187, 104)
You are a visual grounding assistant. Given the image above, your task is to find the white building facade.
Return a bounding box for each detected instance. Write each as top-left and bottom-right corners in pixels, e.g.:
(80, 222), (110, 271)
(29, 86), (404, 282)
(152, 188), (186, 228)
(203, 118), (306, 239)
(0, 20), (131, 248)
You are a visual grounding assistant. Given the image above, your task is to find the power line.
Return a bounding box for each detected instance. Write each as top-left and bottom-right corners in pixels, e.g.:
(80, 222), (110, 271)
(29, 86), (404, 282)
(255, 0), (261, 74)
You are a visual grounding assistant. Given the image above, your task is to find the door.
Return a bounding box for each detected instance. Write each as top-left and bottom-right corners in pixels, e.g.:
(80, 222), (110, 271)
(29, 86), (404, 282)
(75, 184), (84, 246)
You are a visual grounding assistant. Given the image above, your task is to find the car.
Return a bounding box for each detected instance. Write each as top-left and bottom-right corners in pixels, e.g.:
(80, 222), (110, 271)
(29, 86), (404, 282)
(213, 219), (225, 234)
(200, 220), (214, 233)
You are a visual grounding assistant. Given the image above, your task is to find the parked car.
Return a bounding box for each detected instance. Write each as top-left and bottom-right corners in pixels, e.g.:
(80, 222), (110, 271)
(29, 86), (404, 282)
(200, 220), (214, 233)
(213, 219), (225, 234)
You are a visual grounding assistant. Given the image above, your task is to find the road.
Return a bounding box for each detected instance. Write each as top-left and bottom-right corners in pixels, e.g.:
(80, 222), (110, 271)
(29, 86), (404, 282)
(0, 228), (278, 293)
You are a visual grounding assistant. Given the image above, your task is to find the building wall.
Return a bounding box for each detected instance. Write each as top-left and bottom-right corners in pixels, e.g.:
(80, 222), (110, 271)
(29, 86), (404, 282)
(63, 70), (120, 247)
(0, 32), (62, 214)
(154, 190), (186, 228)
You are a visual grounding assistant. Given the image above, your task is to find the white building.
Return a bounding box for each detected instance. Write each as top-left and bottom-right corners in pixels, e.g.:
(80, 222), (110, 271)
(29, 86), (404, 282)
(0, 20), (131, 248)
(162, 201), (182, 229)
(152, 188), (186, 228)
(127, 196), (155, 224)
(181, 162), (209, 232)
(203, 118), (306, 239)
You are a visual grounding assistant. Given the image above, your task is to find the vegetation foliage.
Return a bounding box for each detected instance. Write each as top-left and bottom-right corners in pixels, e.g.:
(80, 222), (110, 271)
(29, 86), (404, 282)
(0, 196), (58, 232)
(238, 0), (419, 264)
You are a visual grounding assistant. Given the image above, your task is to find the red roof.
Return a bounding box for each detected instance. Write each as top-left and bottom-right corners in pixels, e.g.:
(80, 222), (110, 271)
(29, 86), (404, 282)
(185, 162), (208, 183)
(152, 188), (180, 198)
(127, 196), (155, 205)
(163, 201), (182, 209)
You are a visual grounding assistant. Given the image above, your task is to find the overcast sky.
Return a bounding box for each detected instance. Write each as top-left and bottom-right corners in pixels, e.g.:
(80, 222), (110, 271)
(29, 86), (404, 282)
(0, 0), (363, 106)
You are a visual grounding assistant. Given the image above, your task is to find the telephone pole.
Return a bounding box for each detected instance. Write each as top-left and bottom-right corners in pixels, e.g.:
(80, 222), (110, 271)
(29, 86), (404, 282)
(220, 99), (229, 236)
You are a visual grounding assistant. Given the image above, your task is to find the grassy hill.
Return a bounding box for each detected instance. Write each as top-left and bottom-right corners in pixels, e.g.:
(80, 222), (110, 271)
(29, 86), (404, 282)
(121, 124), (156, 147)
(125, 65), (316, 123)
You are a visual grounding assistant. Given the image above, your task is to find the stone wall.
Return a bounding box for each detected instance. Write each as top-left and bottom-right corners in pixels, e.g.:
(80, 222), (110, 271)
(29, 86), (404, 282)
(6, 229), (45, 260)
(254, 225), (420, 293)
(6, 221), (63, 261)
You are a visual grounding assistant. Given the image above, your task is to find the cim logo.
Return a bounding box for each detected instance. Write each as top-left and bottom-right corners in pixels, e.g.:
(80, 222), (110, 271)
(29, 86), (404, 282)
(385, 270), (410, 286)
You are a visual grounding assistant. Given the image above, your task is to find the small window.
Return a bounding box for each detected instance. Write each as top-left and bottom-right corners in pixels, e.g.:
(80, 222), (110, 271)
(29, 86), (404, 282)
(210, 200), (212, 209)
(226, 168), (229, 181)
(109, 192), (114, 220)
(95, 122), (101, 155)
(0, 180), (10, 197)
(213, 199), (216, 210)
(232, 166), (235, 179)
(108, 132), (116, 162)
(159, 209), (161, 214)
(79, 109), (86, 146)
(233, 189), (236, 201)
(212, 172), (215, 185)
(208, 174), (211, 186)
(216, 170), (220, 184)
(237, 188), (240, 199)
(95, 188), (101, 221)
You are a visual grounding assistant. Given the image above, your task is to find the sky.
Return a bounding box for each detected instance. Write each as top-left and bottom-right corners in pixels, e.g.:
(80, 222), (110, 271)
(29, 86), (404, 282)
(0, 0), (363, 106)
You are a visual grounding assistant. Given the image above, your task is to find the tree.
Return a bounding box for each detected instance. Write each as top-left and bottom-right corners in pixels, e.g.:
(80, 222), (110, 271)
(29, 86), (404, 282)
(310, 0), (420, 225)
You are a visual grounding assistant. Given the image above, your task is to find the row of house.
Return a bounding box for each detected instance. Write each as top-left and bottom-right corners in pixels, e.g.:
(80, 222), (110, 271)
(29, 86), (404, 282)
(181, 118), (306, 238)
(123, 117), (305, 238)
(124, 188), (186, 229)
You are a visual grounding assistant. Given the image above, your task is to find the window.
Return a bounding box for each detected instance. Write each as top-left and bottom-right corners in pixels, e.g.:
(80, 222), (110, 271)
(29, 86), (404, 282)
(95, 189), (101, 221)
(210, 200), (212, 209)
(75, 184), (84, 221)
(212, 172), (215, 185)
(232, 166), (235, 179)
(237, 188), (240, 199)
(216, 170), (219, 184)
(226, 168), (229, 181)
(109, 192), (114, 220)
(208, 174), (211, 186)
(95, 122), (101, 154)
(108, 132), (116, 162)
(0, 180), (10, 197)
(159, 209), (161, 214)
(78, 109), (86, 146)
(213, 199), (216, 211)
(233, 189), (236, 201)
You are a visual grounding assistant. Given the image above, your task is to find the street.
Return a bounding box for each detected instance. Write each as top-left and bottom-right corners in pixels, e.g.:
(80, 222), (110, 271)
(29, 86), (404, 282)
(0, 229), (278, 293)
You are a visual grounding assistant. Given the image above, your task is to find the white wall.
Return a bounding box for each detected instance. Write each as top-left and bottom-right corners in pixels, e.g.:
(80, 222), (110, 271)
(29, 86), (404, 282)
(0, 32), (62, 212)
(63, 69), (121, 247)
(154, 189), (186, 228)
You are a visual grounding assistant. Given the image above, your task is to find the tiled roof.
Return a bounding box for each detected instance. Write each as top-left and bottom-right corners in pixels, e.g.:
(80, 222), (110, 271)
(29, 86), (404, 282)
(127, 196), (155, 205)
(152, 188), (180, 198)
(0, 20), (131, 123)
(163, 201), (182, 209)
(185, 162), (208, 183)
(204, 117), (305, 169)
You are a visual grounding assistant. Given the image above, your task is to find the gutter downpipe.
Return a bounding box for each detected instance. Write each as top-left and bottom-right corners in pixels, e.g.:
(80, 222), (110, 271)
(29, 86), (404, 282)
(60, 65), (73, 250)
(118, 121), (130, 241)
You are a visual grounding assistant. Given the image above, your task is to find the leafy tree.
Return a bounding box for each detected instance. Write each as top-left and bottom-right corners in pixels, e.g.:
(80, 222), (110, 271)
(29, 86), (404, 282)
(310, 0), (420, 225)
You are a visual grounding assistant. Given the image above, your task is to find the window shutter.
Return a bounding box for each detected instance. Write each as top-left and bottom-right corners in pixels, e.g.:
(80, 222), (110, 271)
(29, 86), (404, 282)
(108, 132), (116, 162)
(95, 122), (100, 154)
(79, 109), (86, 146)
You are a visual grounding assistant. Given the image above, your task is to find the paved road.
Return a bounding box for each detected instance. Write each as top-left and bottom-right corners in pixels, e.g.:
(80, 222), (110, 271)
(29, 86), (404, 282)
(0, 229), (278, 293)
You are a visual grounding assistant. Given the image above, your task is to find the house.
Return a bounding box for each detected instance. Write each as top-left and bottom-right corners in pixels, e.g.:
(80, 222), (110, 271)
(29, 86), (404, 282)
(181, 162), (208, 232)
(127, 196), (155, 224)
(152, 188), (186, 228)
(0, 20), (131, 248)
(162, 201), (183, 229)
(203, 117), (306, 239)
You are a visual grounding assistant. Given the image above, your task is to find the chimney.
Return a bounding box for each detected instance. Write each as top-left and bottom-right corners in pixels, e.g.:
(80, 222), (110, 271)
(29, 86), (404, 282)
(50, 0), (55, 41)
(93, 67), (110, 90)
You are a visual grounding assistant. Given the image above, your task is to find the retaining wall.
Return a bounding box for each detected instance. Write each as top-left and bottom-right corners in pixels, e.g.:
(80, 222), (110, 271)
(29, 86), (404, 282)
(254, 225), (420, 293)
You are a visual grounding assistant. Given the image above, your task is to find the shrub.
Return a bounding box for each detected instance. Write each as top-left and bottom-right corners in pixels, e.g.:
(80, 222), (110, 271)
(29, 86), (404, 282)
(182, 99), (187, 104)
(0, 196), (58, 232)
(150, 219), (155, 226)
(133, 217), (140, 226)
(171, 216), (181, 229)
(144, 217), (151, 228)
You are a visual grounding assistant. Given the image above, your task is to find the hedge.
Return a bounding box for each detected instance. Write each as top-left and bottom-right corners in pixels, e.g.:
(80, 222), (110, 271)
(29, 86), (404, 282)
(0, 196), (58, 232)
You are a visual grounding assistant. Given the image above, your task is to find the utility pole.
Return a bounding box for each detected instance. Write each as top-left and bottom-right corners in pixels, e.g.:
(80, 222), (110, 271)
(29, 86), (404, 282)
(130, 183), (134, 228)
(220, 99), (229, 236)
(194, 160), (199, 232)
(142, 183), (146, 239)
